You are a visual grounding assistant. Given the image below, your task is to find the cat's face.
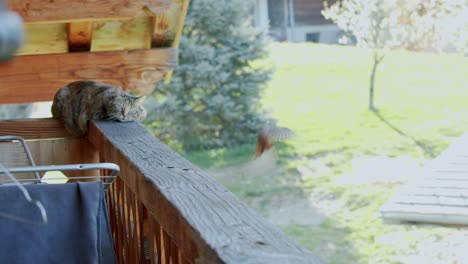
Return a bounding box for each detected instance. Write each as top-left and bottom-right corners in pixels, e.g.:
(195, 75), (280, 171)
(106, 93), (147, 122)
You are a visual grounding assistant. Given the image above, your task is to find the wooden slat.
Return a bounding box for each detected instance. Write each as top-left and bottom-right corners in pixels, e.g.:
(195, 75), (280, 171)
(381, 132), (468, 225)
(137, 199), (146, 263)
(0, 118), (70, 139)
(0, 48), (177, 104)
(170, 239), (179, 264)
(381, 202), (468, 217)
(148, 216), (157, 264)
(18, 23), (68, 55)
(7, 0), (171, 23)
(88, 121), (323, 264)
(162, 229), (171, 264)
(128, 191), (139, 262)
(116, 178), (124, 264)
(163, 0), (190, 83)
(122, 183), (131, 262)
(27, 138), (99, 166)
(68, 22), (93, 52)
(92, 15), (153, 52)
(154, 221), (164, 264)
(0, 137), (99, 180)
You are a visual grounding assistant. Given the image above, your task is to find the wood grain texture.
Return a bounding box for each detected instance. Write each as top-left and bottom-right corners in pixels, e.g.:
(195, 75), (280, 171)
(18, 23), (68, 55)
(27, 138), (98, 166)
(7, 0), (172, 23)
(88, 121), (323, 264)
(68, 22), (93, 52)
(17, 5), (187, 56)
(0, 48), (177, 103)
(0, 118), (70, 139)
(0, 137), (99, 179)
(29, 138), (100, 178)
(163, 0), (189, 83)
(91, 14), (153, 52)
(381, 132), (468, 225)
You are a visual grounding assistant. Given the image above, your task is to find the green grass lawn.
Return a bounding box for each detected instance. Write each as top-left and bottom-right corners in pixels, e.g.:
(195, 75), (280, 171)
(183, 43), (468, 263)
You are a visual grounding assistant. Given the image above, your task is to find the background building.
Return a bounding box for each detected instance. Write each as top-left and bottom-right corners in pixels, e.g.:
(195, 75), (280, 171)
(253, 0), (341, 43)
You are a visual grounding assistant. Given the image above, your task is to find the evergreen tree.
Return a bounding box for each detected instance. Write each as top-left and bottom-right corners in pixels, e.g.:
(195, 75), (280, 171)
(145, 0), (271, 150)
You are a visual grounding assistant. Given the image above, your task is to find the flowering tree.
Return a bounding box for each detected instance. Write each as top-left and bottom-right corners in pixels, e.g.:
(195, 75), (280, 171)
(322, 0), (467, 110)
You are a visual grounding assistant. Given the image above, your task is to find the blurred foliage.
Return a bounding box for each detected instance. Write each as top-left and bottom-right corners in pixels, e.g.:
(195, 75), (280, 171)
(0, 104), (33, 119)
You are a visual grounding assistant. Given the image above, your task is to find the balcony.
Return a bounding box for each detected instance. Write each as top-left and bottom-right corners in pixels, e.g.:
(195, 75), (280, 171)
(0, 0), (322, 262)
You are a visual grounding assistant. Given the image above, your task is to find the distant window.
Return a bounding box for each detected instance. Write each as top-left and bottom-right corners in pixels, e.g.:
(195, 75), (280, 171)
(293, 0), (334, 26)
(306, 32), (320, 42)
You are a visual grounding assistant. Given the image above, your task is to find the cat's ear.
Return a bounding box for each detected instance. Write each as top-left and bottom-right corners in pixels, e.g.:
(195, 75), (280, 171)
(135, 96), (146, 105)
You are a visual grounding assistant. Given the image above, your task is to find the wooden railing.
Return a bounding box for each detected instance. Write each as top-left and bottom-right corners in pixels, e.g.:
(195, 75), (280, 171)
(88, 121), (322, 264)
(0, 118), (323, 263)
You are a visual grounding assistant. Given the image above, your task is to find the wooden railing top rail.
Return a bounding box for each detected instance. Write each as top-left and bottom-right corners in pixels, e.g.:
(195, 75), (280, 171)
(88, 121), (323, 264)
(0, 118), (71, 139)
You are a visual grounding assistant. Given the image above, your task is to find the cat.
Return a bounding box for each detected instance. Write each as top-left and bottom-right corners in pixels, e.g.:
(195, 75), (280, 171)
(51, 80), (146, 137)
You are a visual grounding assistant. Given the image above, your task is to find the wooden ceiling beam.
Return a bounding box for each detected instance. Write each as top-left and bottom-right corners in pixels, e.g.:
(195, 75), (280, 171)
(0, 48), (177, 104)
(7, 0), (172, 23)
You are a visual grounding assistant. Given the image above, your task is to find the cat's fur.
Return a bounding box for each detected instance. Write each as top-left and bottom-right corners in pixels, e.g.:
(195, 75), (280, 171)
(52, 80), (146, 136)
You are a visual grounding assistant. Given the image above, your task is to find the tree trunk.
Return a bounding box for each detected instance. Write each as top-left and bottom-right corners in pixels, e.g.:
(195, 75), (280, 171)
(369, 53), (380, 111)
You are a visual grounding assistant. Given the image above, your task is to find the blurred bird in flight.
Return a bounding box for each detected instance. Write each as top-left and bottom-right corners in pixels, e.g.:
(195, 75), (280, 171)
(254, 124), (296, 158)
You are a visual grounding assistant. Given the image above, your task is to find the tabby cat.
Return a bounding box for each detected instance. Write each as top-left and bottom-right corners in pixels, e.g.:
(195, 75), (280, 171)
(52, 80), (146, 137)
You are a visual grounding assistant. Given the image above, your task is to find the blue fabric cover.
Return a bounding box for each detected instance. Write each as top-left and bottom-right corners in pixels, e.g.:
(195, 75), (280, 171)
(0, 182), (117, 264)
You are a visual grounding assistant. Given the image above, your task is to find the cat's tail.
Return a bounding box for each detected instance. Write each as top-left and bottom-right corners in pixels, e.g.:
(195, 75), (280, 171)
(254, 125), (295, 158)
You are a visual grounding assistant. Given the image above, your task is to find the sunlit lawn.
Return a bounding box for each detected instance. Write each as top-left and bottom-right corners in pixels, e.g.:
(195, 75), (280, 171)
(184, 43), (468, 263)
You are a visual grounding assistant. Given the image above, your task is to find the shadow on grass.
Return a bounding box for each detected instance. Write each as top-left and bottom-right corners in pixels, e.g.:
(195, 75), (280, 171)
(373, 109), (436, 157)
(184, 143), (256, 169)
(273, 142), (298, 161)
(284, 220), (362, 264)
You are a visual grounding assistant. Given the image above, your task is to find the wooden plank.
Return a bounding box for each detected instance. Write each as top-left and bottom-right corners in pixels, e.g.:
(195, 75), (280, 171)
(19, 13), (164, 56)
(396, 186), (468, 198)
(27, 138), (99, 166)
(18, 23), (68, 55)
(163, 0), (190, 83)
(0, 137), (99, 179)
(381, 203), (468, 217)
(0, 141), (35, 180)
(7, 0), (171, 23)
(380, 203), (468, 225)
(92, 13), (153, 52)
(17, 6), (187, 56)
(68, 22), (93, 52)
(148, 217), (156, 264)
(28, 137), (100, 178)
(0, 48), (177, 104)
(0, 118), (70, 139)
(154, 221), (164, 264)
(88, 121), (323, 264)
(415, 179), (468, 189)
(381, 132), (468, 225)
